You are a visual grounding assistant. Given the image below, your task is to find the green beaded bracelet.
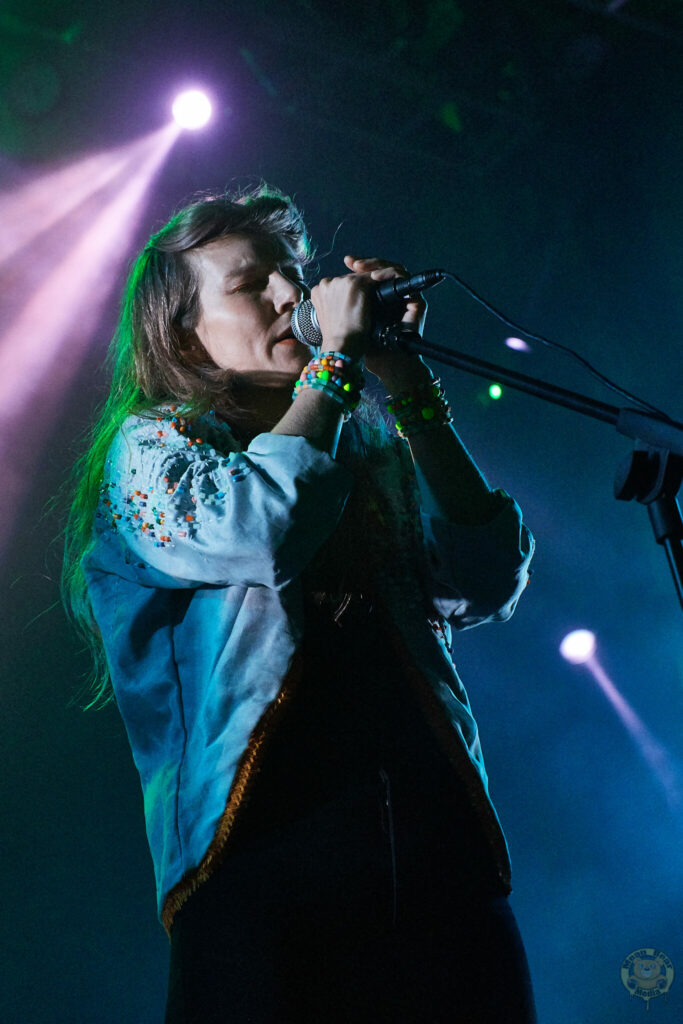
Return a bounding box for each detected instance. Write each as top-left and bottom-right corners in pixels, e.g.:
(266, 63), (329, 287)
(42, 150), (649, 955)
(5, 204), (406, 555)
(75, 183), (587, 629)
(386, 377), (452, 438)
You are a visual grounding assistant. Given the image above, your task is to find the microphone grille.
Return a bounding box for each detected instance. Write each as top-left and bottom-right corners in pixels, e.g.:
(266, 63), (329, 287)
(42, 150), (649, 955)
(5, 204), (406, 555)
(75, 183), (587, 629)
(291, 300), (321, 348)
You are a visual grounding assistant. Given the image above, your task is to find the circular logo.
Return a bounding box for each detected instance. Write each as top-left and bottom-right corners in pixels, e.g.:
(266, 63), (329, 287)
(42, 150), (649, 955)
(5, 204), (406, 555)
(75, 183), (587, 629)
(621, 948), (674, 1008)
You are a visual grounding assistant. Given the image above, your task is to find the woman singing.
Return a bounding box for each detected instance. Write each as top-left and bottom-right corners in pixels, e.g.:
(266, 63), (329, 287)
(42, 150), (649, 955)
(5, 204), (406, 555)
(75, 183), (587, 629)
(63, 185), (537, 1022)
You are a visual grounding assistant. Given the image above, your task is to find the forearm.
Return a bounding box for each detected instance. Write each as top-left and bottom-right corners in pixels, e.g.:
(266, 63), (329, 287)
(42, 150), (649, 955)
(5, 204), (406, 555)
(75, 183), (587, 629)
(383, 358), (499, 527)
(271, 333), (365, 458)
(271, 386), (344, 458)
(407, 424), (499, 526)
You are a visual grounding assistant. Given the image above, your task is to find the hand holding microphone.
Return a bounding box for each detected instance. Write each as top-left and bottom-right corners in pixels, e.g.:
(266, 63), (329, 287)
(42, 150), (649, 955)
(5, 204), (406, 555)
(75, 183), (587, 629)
(290, 256), (447, 352)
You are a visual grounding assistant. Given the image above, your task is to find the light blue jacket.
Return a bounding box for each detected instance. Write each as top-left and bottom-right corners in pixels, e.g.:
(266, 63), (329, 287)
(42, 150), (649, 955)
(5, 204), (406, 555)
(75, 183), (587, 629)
(83, 406), (534, 932)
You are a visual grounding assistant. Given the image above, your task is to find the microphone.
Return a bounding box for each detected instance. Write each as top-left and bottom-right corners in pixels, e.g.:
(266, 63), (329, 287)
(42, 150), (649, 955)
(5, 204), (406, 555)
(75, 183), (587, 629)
(290, 268), (448, 348)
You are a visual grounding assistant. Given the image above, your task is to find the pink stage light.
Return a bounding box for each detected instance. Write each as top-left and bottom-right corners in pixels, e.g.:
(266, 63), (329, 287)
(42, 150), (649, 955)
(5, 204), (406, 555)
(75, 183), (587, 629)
(0, 131), (171, 264)
(561, 630), (681, 812)
(0, 122), (181, 559)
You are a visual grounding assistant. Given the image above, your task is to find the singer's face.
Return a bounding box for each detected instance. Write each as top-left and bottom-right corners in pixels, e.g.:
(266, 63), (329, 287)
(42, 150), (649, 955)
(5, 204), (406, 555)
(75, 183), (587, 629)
(191, 233), (310, 377)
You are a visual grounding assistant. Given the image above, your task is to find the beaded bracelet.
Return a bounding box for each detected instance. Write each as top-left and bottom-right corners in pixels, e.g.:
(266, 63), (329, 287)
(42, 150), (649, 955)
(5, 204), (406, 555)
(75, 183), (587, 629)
(386, 377), (453, 438)
(292, 351), (365, 421)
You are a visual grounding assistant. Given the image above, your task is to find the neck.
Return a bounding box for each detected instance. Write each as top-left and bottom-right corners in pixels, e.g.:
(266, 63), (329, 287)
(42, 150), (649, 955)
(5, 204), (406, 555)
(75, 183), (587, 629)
(218, 379), (294, 445)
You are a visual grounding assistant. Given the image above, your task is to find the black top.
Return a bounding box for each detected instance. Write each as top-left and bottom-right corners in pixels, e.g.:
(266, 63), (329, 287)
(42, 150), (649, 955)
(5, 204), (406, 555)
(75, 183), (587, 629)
(227, 591), (503, 897)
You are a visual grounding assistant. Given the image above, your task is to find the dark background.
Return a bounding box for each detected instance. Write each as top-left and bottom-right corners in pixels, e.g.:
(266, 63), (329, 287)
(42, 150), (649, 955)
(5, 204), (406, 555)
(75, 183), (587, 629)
(1, 1), (682, 1021)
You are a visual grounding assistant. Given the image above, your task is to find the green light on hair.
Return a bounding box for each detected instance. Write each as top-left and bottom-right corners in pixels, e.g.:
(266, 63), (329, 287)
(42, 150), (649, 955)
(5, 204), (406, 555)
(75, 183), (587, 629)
(488, 383), (502, 400)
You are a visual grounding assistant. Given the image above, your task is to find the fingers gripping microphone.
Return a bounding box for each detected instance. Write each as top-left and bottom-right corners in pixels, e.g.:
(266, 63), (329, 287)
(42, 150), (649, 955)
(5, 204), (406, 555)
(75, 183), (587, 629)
(290, 269), (448, 349)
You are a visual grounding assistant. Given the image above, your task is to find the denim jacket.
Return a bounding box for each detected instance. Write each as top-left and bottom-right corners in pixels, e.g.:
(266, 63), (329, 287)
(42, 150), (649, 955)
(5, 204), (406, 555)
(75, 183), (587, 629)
(83, 406), (534, 933)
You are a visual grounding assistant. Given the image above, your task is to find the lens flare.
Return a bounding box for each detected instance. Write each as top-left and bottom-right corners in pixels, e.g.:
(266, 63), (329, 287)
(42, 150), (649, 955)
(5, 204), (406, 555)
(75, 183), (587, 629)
(172, 89), (212, 129)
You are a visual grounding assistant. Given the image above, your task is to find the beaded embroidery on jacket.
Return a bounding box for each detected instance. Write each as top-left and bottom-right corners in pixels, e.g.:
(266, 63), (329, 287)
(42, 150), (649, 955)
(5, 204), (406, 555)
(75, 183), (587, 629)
(96, 403), (448, 644)
(97, 405), (246, 552)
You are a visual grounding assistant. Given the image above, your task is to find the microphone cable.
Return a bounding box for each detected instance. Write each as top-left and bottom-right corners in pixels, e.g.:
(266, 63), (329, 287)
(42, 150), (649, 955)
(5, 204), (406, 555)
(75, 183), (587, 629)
(424, 269), (677, 424)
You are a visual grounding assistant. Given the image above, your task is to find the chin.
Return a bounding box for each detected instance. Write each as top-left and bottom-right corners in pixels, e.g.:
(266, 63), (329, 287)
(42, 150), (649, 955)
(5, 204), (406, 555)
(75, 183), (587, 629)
(274, 339), (310, 365)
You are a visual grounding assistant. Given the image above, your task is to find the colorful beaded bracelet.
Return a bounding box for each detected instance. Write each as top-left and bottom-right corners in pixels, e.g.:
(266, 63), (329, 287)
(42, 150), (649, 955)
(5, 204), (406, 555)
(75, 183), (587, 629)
(292, 351), (365, 420)
(386, 377), (453, 438)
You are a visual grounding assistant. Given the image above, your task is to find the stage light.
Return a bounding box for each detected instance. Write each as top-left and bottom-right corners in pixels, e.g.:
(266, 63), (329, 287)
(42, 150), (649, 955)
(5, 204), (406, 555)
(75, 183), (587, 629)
(505, 336), (531, 352)
(488, 383), (503, 400)
(172, 89), (212, 129)
(559, 627), (681, 810)
(0, 123), (180, 559)
(0, 138), (152, 264)
(560, 629), (597, 664)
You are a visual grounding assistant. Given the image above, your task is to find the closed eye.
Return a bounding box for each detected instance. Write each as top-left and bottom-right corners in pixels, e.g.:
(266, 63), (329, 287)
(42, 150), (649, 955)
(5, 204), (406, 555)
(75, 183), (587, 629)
(231, 267), (306, 294)
(231, 279), (267, 293)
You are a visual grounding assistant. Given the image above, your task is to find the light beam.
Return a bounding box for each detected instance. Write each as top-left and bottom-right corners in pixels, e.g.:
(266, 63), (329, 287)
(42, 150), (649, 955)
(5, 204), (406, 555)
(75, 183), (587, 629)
(561, 630), (682, 812)
(0, 132), (172, 264)
(0, 122), (181, 559)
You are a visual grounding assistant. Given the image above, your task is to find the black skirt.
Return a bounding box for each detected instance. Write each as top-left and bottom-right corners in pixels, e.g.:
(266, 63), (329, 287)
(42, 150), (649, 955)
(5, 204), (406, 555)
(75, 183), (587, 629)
(165, 595), (537, 1023)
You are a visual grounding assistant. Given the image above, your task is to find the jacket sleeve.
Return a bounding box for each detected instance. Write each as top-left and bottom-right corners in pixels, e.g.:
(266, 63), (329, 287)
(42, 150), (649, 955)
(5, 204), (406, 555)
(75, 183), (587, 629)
(91, 414), (355, 589)
(419, 489), (535, 631)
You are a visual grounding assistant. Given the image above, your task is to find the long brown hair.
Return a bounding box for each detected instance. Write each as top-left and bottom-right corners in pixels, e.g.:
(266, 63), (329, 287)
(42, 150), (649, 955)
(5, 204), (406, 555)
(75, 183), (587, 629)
(62, 184), (318, 707)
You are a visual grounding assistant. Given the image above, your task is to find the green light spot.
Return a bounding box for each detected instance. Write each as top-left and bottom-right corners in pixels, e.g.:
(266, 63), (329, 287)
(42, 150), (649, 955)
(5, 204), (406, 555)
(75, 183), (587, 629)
(61, 24), (82, 45)
(489, 383), (502, 400)
(438, 101), (462, 134)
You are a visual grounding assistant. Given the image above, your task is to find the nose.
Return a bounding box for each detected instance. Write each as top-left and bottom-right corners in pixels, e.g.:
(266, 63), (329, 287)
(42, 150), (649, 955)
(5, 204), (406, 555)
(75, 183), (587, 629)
(271, 270), (306, 312)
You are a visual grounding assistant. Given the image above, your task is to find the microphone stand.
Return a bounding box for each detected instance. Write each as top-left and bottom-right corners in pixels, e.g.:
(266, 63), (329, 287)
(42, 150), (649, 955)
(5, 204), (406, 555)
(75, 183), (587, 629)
(378, 324), (683, 612)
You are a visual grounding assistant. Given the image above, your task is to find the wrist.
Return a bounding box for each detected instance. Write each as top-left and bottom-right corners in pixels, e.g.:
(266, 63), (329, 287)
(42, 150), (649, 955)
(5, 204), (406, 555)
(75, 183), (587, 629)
(381, 361), (435, 395)
(324, 333), (367, 361)
(292, 350), (366, 422)
(385, 377), (452, 439)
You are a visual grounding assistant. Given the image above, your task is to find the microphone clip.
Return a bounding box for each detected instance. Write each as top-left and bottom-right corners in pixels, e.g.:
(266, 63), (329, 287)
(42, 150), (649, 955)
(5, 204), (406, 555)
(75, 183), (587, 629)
(375, 322), (423, 352)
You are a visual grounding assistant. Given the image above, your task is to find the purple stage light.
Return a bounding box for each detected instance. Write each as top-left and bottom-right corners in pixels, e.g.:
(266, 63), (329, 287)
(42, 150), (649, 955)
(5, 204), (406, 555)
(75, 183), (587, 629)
(560, 629), (596, 664)
(505, 336), (531, 352)
(172, 89), (212, 129)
